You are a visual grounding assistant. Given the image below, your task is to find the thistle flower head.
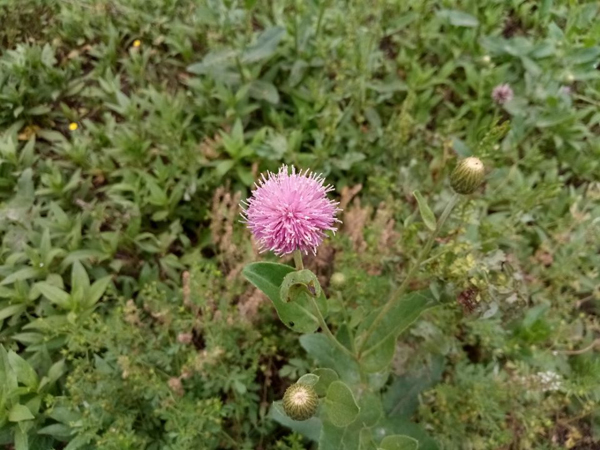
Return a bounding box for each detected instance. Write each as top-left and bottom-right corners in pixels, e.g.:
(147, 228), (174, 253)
(492, 83), (513, 105)
(450, 157), (485, 195)
(282, 383), (319, 421)
(242, 165), (340, 256)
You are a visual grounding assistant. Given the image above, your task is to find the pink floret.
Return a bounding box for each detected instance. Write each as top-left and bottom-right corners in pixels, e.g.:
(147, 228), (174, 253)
(242, 165), (341, 256)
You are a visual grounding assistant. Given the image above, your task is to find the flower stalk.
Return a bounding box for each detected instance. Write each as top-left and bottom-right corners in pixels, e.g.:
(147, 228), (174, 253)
(293, 250), (356, 361)
(293, 250), (304, 270)
(357, 193), (461, 358)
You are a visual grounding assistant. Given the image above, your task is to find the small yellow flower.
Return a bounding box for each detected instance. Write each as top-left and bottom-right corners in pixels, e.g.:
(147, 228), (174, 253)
(132, 39), (141, 48)
(69, 122), (79, 131)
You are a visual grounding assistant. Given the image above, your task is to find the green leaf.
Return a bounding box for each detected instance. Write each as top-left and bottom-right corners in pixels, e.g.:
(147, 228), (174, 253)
(236, 166), (255, 186)
(379, 435), (419, 450)
(70, 261), (90, 294)
(566, 46), (600, 65)
(249, 80), (280, 104)
(39, 359), (66, 391)
(7, 351), (38, 389)
(38, 129), (67, 143)
(64, 434), (93, 450)
(361, 334), (395, 373)
(61, 250), (109, 268)
(48, 407), (81, 425)
(336, 324), (353, 352)
(9, 404), (35, 422)
(145, 178), (168, 206)
(37, 423), (73, 438)
(357, 392), (383, 427)
(270, 401), (322, 442)
(383, 356), (445, 417)
(361, 428), (378, 449)
(0, 304), (27, 321)
(280, 269), (322, 303)
(35, 282), (71, 309)
(40, 229), (52, 259)
(358, 290), (438, 361)
(412, 191), (436, 231)
(324, 381), (360, 427)
(85, 276), (112, 308)
(313, 368), (339, 397)
(319, 418), (361, 450)
(14, 427), (28, 450)
(215, 159), (236, 178)
(1, 267), (41, 286)
(374, 419), (439, 450)
(241, 26), (285, 63)
(0, 345), (18, 391)
(48, 359), (66, 382)
(243, 262), (324, 333)
(297, 373), (319, 386)
(436, 9), (479, 27)
(300, 334), (360, 385)
(187, 49), (237, 74)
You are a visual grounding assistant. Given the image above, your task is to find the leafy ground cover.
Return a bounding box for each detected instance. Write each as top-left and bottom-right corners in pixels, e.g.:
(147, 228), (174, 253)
(0, 0), (599, 449)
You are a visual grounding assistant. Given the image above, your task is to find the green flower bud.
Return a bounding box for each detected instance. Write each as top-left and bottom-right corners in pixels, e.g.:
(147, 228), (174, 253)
(282, 383), (319, 421)
(450, 157), (485, 195)
(330, 272), (346, 288)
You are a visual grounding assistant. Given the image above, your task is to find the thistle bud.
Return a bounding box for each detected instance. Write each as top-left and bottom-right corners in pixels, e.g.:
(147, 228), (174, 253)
(330, 272), (346, 288)
(450, 157), (485, 195)
(282, 383), (319, 421)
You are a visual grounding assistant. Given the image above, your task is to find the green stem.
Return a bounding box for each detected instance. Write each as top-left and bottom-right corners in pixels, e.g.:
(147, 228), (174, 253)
(357, 193), (461, 358)
(293, 250), (304, 270)
(293, 250), (356, 360)
(310, 296), (356, 360)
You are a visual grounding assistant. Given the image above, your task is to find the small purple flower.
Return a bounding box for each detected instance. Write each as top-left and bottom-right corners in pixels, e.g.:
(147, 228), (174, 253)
(492, 83), (514, 105)
(560, 85), (572, 95)
(242, 165), (340, 256)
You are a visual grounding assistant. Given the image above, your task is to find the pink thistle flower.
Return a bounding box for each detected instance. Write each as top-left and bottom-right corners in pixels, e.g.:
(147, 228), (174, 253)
(242, 165), (341, 256)
(492, 83), (514, 105)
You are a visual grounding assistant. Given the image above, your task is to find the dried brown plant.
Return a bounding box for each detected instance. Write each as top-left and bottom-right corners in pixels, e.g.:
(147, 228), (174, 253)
(210, 186), (259, 280)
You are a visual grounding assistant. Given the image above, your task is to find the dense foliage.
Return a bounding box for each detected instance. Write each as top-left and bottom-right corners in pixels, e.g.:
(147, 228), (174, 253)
(0, 0), (599, 449)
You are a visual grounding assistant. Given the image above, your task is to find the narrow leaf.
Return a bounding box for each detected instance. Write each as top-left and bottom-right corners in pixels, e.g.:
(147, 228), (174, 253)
(358, 290), (438, 360)
(413, 191), (436, 231)
(249, 80), (280, 104)
(1, 267), (41, 286)
(35, 282), (71, 308)
(71, 261), (90, 293)
(8, 351), (38, 389)
(0, 304), (27, 321)
(187, 49), (237, 74)
(86, 276), (112, 308)
(241, 26), (285, 63)
(436, 9), (479, 27)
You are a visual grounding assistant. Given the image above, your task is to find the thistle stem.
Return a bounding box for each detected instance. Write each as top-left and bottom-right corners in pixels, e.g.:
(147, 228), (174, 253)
(357, 193), (461, 358)
(310, 296), (356, 360)
(293, 250), (356, 360)
(293, 250), (304, 270)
